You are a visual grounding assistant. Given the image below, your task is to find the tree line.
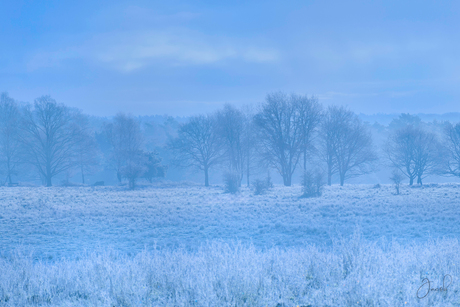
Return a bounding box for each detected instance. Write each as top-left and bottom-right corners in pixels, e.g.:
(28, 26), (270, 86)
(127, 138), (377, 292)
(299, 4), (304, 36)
(0, 93), (165, 188)
(168, 92), (460, 188)
(168, 92), (376, 187)
(1, 91), (460, 188)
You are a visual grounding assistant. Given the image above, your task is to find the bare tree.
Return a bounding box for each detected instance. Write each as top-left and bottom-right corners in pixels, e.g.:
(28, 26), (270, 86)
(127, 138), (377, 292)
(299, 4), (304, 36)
(104, 113), (146, 189)
(216, 104), (245, 186)
(75, 134), (99, 184)
(103, 124), (123, 183)
(168, 114), (222, 187)
(21, 96), (82, 186)
(295, 95), (322, 173)
(121, 154), (148, 189)
(254, 92), (304, 186)
(413, 130), (441, 184)
(320, 106), (377, 186)
(385, 124), (440, 185)
(440, 122), (460, 178)
(74, 115), (100, 184)
(319, 109), (338, 185)
(0, 93), (23, 184)
(241, 105), (258, 187)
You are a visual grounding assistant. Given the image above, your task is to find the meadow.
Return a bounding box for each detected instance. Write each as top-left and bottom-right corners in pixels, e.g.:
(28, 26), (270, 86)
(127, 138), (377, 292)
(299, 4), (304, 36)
(1, 183), (460, 306)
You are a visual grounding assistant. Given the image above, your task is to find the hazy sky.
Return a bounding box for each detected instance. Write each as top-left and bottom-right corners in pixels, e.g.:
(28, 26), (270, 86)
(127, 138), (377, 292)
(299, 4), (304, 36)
(1, 0), (459, 116)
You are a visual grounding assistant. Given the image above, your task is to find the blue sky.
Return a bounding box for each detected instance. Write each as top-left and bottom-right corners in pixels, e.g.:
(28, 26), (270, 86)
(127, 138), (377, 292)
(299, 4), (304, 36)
(1, 0), (459, 116)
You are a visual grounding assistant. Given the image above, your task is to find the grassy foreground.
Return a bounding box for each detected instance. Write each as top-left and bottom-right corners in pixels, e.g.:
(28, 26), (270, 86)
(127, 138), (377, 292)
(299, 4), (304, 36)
(1, 233), (459, 306)
(1, 183), (460, 305)
(1, 183), (460, 260)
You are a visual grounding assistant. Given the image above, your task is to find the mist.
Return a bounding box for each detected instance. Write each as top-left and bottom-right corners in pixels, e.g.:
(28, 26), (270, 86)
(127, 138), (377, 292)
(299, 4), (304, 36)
(1, 1), (460, 306)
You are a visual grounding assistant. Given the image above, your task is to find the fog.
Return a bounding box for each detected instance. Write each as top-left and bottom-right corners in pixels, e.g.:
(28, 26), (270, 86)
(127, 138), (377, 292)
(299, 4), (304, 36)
(2, 2), (460, 306)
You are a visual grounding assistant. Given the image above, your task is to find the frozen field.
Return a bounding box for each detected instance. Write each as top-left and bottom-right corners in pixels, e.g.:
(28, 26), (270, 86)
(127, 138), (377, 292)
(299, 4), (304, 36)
(0, 183), (459, 260)
(1, 183), (460, 306)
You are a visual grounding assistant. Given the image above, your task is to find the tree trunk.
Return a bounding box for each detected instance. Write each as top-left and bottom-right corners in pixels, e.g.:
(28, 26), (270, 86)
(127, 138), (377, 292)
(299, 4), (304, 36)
(246, 146), (250, 187)
(246, 161), (250, 187)
(46, 160), (52, 186)
(283, 173), (291, 186)
(303, 149), (307, 173)
(339, 173), (345, 186)
(409, 177), (414, 185)
(204, 167), (209, 187)
(46, 176), (52, 187)
(7, 157), (12, 184)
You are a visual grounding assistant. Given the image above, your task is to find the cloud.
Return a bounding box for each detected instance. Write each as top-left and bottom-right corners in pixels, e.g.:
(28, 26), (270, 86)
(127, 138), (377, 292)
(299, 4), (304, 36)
(27, 29), (279, 72)
(317, 91), (381, 101)
(305, 39), (442, 70)
(317, 89), (421, 103)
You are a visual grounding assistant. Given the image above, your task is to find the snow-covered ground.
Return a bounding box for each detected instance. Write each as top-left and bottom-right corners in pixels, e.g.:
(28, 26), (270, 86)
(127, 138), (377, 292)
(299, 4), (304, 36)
(1, 183), (460, 305)
(0, 183), (459, 259)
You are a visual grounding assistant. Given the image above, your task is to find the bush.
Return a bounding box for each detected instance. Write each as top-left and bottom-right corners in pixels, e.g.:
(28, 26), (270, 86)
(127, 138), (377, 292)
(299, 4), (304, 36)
(390, 169), (404, 195)
(301, 169), (324, 198)
(224, 171), (240, 194)
(253, 180), (265, 195)
(252, 172), (273, 195)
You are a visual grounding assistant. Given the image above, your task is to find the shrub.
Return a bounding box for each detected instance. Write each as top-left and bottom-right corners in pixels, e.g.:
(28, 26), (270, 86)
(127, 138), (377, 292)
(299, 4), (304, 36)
(253, 179), (265, 195)
(301, 168), (324, 198)
(224, 171), (240, 194)
(390, 169), (404, 195)
(252, 172), (273, 195)
(265, 171), (273, 189)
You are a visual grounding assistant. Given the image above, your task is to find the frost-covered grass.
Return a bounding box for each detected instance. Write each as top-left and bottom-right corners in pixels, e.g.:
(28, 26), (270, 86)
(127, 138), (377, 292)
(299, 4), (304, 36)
(1, 235), (460, 306)
(1, 183), (459, 259)
(1, 183), (460, 305)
